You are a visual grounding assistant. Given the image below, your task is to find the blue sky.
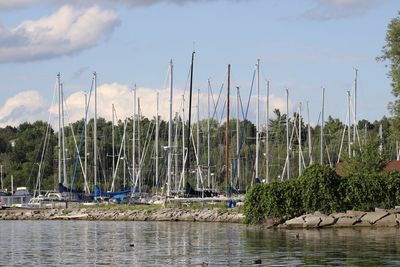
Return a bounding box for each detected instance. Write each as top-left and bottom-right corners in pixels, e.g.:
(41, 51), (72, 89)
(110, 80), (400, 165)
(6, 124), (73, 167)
(0, 0), (398, 127)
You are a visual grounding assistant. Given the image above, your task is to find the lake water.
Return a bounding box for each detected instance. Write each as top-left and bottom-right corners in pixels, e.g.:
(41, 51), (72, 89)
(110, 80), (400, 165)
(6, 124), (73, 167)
(1, 220), (399, 266)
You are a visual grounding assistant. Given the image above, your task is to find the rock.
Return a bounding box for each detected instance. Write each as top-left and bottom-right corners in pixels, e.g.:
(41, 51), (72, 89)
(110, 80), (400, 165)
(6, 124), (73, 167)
(285, 216), (305, 228)
(262, 218), (284, 229)
(303, 214), (321, 228)
(319, 215), (336, 227)
(334, 217), (359, 227)
(361, 211), (389, 224)
(375, 214), (398, 227)
(346, 210), (366, 219)
(330, 212), (348, 219)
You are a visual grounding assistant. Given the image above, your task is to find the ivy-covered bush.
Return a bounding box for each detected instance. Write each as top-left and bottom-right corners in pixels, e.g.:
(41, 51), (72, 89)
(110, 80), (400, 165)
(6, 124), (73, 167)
(343, 173), (387, 211)
(299, 164), (343, 214)
(243, 164), (400, 224)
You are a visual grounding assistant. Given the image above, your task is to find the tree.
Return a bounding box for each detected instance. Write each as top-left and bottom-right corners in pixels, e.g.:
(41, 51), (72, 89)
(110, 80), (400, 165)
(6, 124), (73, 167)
(378, 12), (400, 116)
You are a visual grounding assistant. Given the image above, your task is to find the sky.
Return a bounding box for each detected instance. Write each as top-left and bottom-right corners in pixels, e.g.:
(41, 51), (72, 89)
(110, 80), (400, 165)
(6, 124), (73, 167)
(0, 0), (398, 128)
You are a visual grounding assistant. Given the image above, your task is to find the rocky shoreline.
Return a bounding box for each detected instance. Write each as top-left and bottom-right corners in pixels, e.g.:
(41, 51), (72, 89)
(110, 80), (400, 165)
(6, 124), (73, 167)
(0, 207), (244, 223)
(2, 206), (400, 229)
(263, 208), (400, 229)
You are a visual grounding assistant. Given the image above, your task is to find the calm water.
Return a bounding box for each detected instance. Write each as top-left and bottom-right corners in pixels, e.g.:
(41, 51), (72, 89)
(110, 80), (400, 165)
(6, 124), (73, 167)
(1, 221), (400, 266)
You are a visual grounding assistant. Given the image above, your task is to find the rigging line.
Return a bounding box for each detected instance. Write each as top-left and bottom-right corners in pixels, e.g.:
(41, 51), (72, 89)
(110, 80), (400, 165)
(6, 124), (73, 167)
(70, 79), (94, 193)
(211, 82), (225, 122)
(31, 78), (58, 193)
(230, 66), (256, 192)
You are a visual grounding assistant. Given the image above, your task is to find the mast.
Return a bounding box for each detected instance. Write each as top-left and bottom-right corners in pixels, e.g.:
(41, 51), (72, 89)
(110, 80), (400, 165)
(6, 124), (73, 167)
(266, 81), (270, 183)
(123, 120), (126, 189)
(236, 86), (240, 188)
(321, 87), (325, 164)
(84, 93), (88, 192)
(132, 85), (136, 193)
(57, 73), (62, 185)
(156, 92), (159, 186)
(307, 102), (313, 165)
(347, 91), (352, 158)
(167, 60), (173, 197)
(138, 98), (141, 193)
(298, 102), (302, 176)
(226, 64), (231, 195)
(112, 104), (115, 183)
(196, 89), (200, 189)
(186, 51), (195, 183)
(181, 94), (186, 191)
(207, 80), (211, 189)
(174, 112), (179, 191)
(61, 82), (67, 187)
(353, 68), (358, 149)
(255, 59), (260, 181)
(93, 72), (97, 198)
(286, 88), (290, 179)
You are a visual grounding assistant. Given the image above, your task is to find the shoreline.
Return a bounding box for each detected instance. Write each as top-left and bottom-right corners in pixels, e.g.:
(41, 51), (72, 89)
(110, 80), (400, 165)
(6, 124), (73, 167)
(2, 206), (400, 229)
(0, 206), (244, 223)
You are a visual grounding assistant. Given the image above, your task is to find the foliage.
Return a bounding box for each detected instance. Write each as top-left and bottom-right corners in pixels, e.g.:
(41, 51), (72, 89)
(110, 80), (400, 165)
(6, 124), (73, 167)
(341, 138), (387, 177)
(299, 164), (342, 214)
(343, 173), (386, 211)
(378, 12), (400, 117)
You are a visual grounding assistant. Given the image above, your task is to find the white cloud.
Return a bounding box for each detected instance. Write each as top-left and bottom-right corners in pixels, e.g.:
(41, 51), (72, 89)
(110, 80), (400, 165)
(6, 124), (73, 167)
(0, 5), (120, 62)
(0, 82), (288, 128)
(302, 0), (382, 21)
(0, 91), (48, 127)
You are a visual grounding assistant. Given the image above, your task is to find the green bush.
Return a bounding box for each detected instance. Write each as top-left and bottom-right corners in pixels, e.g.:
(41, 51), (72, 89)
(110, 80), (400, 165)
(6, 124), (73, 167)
(299, 164), (343, 214)
(384, 171), (400, 208)
(244, 164), (400, 224)
(343, 173), (386, 211)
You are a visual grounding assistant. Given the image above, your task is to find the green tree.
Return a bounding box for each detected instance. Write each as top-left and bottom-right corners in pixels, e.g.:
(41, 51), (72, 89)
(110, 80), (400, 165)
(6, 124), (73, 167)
(378, 12), (400, 116)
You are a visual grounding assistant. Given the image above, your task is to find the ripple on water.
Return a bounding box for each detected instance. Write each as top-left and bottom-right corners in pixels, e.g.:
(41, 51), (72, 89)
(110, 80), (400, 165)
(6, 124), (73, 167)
(0, 221), (399, 266)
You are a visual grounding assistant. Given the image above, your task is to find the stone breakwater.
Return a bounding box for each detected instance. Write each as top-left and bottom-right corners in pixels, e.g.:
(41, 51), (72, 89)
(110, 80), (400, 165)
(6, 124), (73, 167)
(264, 208), (400, 229)
(0, 207), (244, 223)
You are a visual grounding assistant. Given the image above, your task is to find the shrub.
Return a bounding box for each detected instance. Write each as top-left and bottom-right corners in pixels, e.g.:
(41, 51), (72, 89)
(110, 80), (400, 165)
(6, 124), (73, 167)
(344, 173), (386, 211)
(299, 164), (343, 214)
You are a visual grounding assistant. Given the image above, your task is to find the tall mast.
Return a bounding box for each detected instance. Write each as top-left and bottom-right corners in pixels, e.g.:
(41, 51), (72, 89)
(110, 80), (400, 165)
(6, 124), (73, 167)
(266, 81), (270, 183)
(112, 104), (115, 182)
(57, 73), (62, 185)
(347, 91), (352, 158)
(353, 68), (358, 148)
(307, 101), (313, 165)
(207, 80), (211, 189)
(298, 102), (302, 176)
(255, 59), (260, 181)
(286, 88), (290, 179)
(93, 72), (97, 198)
(226, 64), (231, 194)
(84, 93), (88, 192)
(236, 86), (240, 188)
(196, 89), (200, 189)
(61, 83), (67, 187)
(174, 112), (179, 191)
(123, 120), (126, 188)
(321, 87), (325, 164)
(138, 98), (141, 193)
(167, 59), (174, 197)
(155, 92), (159, 186)
(186, 51), (195, 182)
(181, 94), (186, 191)
(132, 85), (136, 192)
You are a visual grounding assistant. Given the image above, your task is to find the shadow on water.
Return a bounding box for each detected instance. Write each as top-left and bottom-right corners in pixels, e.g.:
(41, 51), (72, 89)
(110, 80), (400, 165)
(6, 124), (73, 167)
(1, 221), (400, 266)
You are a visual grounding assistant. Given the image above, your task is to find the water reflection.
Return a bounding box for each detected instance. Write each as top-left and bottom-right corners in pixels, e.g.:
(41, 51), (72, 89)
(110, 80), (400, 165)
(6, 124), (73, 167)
(1, 221), (399, 266)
